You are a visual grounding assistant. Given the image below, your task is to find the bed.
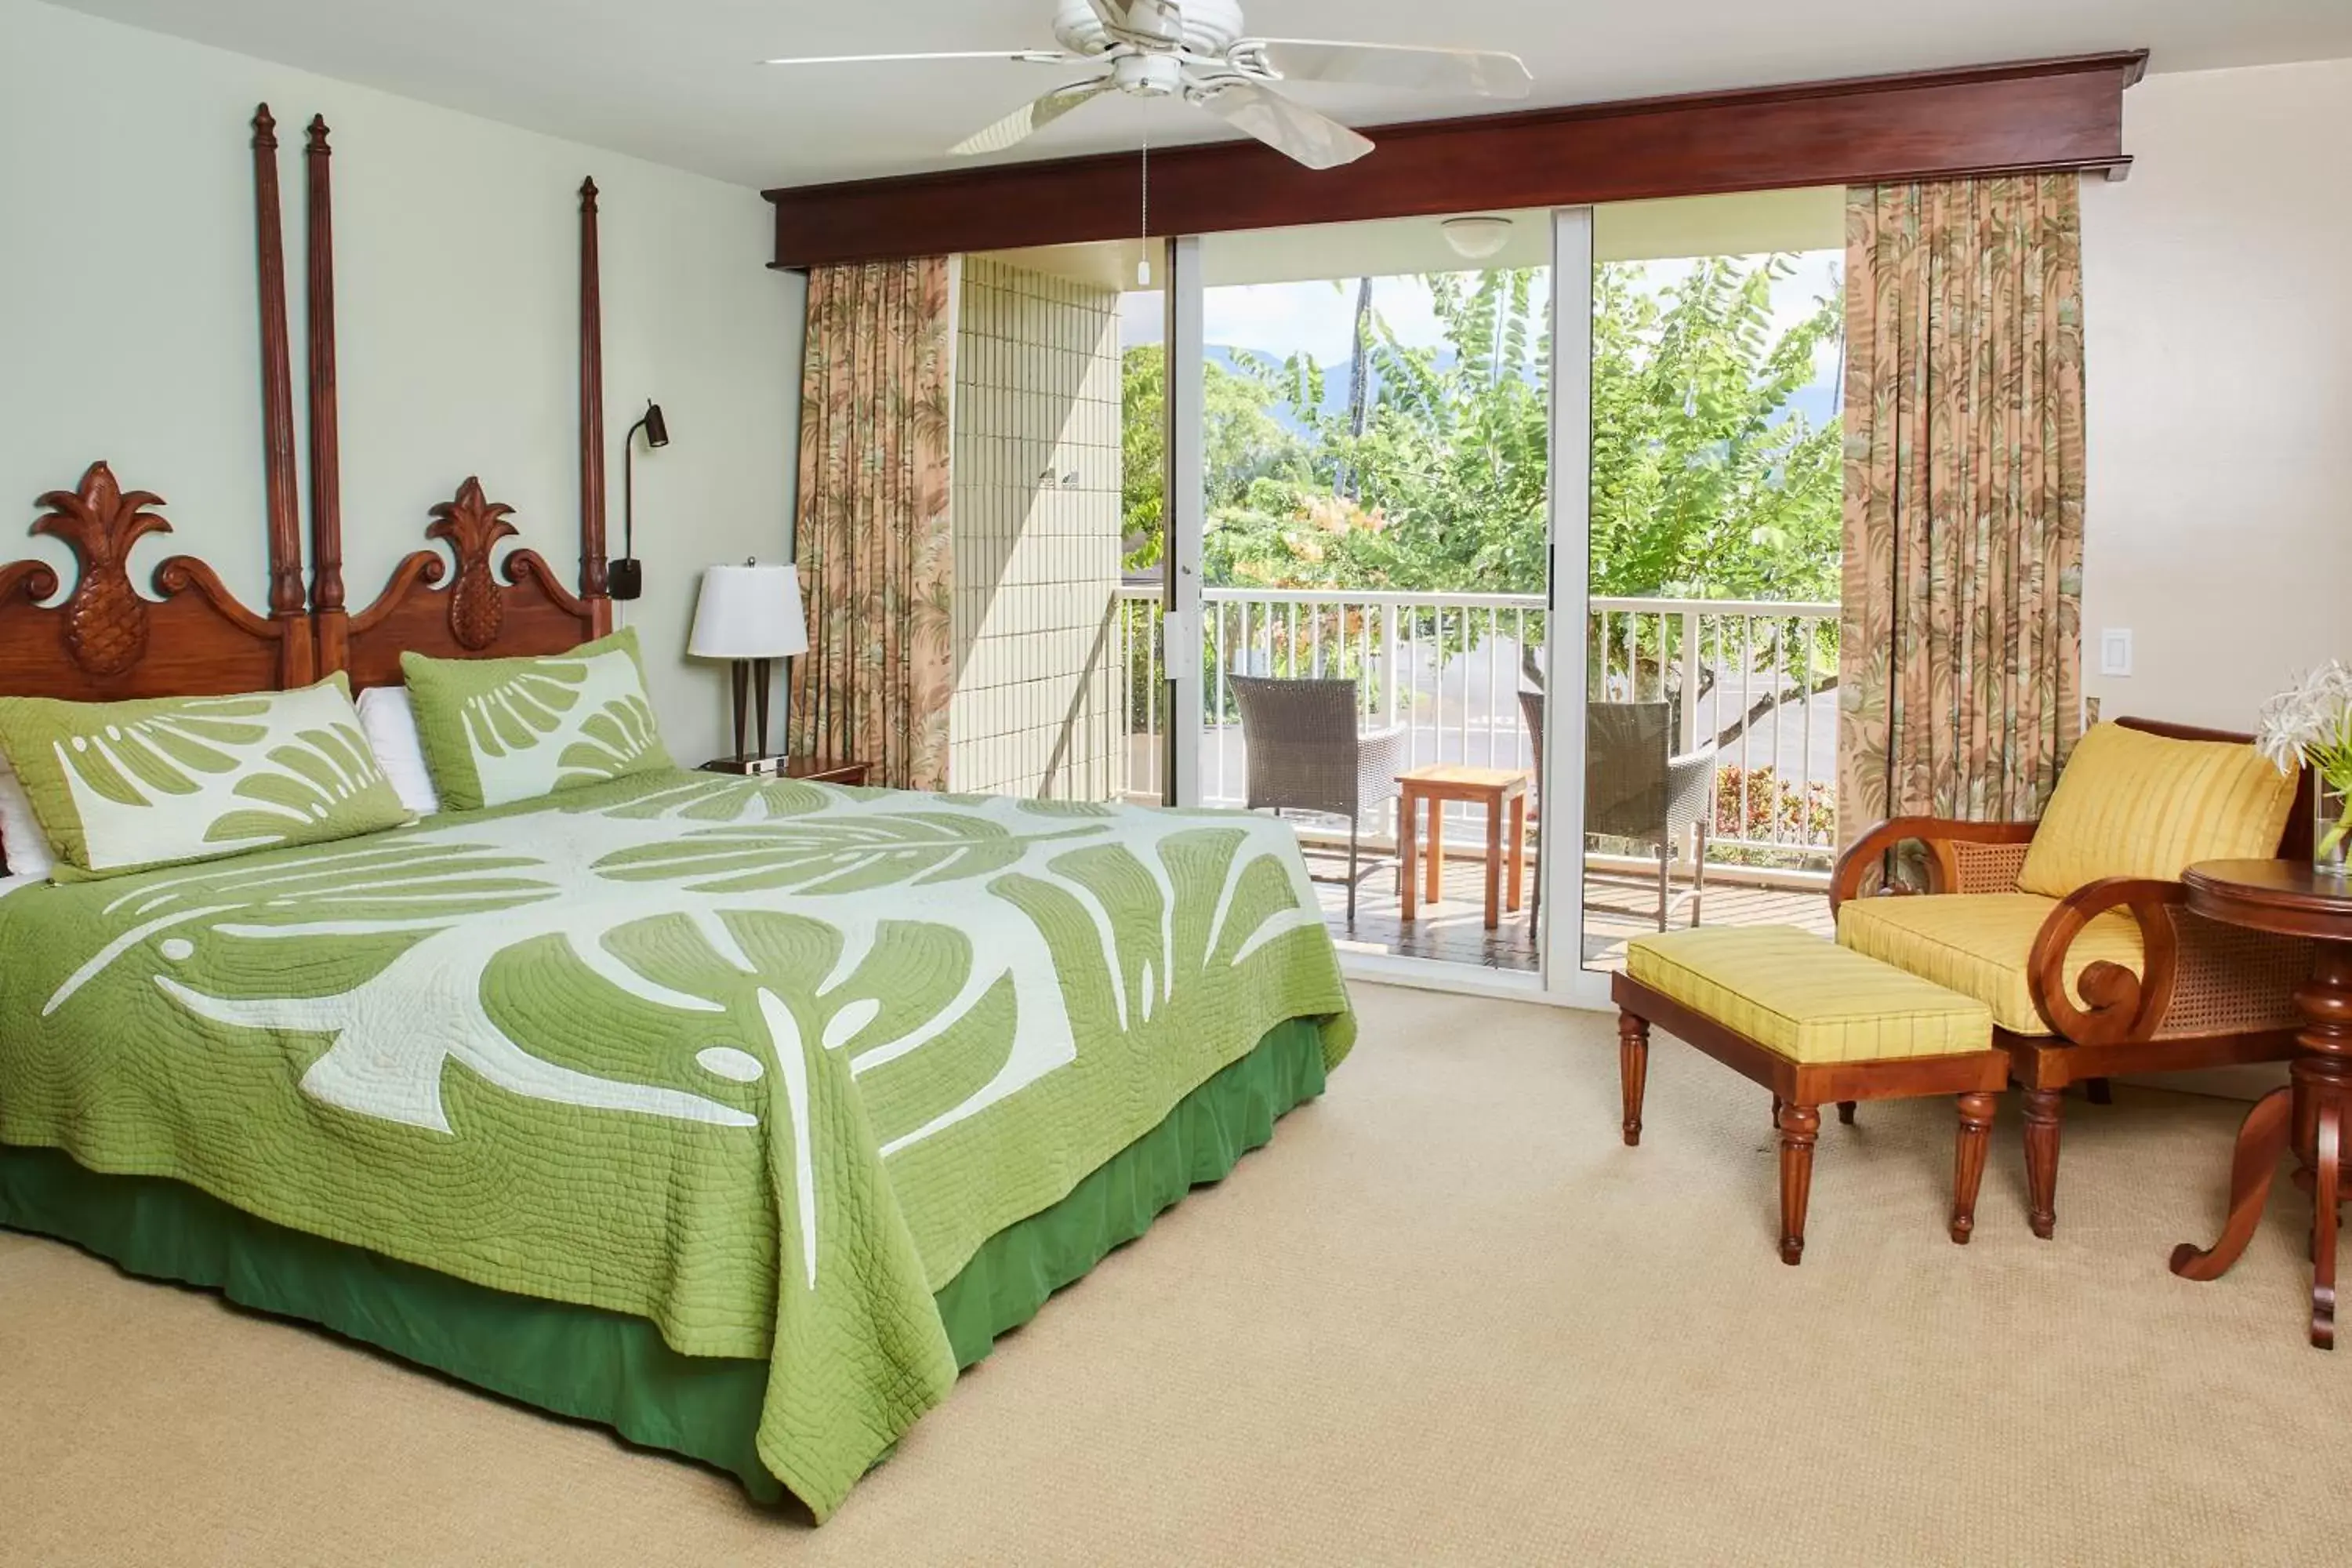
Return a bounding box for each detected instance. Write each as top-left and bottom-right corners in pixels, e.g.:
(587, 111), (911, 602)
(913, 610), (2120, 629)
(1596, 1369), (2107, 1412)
(0, 106), (1352, 1523)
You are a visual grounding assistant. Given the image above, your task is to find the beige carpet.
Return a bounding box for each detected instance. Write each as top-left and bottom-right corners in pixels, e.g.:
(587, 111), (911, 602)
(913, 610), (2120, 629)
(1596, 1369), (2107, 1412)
(4, 984), (2349, 1566)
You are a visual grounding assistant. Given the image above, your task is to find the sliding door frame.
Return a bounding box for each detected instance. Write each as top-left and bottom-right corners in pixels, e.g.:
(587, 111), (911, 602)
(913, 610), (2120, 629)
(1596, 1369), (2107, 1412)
(1541, 207), (1608, 1008)
(1161, 235), (1203, 808)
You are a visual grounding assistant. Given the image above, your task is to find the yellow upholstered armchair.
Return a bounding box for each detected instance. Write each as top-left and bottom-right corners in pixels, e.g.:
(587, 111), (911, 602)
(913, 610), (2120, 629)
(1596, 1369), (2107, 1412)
(1830, 718), (2314, 1239)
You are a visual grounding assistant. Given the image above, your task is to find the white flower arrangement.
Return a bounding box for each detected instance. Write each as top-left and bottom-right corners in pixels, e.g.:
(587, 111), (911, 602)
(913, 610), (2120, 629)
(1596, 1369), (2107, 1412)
(2256, 659), (2352, 862)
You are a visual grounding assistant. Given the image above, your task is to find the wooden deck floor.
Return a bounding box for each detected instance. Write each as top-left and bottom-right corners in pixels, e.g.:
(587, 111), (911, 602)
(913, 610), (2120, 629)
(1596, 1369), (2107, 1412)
(1307, 846), (1831, 975)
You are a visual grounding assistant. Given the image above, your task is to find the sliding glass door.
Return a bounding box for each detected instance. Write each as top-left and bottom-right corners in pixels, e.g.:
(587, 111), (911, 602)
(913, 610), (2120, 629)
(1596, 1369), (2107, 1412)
(1153, 210), (1597, 1000)
(1574, 192), (1847, 983)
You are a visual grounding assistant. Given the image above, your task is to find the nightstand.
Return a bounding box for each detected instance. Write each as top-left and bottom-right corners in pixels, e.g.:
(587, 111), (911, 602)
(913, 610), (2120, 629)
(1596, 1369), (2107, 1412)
(699, 756), (872, 786)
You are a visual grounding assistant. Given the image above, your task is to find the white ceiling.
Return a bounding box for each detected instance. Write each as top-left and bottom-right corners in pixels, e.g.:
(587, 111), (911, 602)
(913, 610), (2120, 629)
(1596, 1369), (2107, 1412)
(43, 0), (2352, 191)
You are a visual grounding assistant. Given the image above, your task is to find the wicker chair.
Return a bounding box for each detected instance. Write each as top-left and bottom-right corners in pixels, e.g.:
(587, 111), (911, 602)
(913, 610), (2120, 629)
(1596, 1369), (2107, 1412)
(1831, 717), (2314, 1240)
(1229, 674), (1406, 921)
(1523, 692), (1718, 932)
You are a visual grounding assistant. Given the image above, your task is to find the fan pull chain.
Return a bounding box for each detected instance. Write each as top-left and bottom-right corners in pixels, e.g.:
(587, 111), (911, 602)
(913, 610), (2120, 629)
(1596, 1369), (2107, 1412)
(1137, 129), (1152, 288)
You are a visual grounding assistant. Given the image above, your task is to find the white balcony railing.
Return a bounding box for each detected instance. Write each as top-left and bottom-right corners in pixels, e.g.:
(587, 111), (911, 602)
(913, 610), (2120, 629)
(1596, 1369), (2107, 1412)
(1116, 586), (1839, 863)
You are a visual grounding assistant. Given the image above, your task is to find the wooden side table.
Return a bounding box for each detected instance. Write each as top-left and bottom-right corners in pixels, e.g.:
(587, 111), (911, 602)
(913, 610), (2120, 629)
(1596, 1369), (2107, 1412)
(2170, 858), (2352, 1348)
(699, 757), (872, 786)
(1398, 764), (1529, 931)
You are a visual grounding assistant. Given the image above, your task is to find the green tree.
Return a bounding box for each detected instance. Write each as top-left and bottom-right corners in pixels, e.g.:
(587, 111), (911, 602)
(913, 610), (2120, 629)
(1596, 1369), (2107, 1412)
(1120, 347), (1307, 571)
(1119, 255), (1845, 743)
(1589, 256), (1841, 604)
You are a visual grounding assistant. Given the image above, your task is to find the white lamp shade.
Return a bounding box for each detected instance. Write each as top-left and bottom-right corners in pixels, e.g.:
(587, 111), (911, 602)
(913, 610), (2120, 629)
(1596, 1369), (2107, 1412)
(688, 564), (808, 660)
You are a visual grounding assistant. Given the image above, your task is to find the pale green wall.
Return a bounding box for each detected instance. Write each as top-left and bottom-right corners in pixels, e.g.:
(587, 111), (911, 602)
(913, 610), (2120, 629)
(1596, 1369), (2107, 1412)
(0, 0), (803, 764)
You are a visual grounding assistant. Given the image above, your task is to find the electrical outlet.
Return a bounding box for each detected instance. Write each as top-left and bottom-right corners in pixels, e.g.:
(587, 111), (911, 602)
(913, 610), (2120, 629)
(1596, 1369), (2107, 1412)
(2099, 629), (2133, 677)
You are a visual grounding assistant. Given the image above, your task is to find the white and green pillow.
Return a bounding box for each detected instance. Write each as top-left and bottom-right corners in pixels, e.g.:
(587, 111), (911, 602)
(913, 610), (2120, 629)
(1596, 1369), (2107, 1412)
(0, 675), (412, 880)
(401, 627), (673, 811)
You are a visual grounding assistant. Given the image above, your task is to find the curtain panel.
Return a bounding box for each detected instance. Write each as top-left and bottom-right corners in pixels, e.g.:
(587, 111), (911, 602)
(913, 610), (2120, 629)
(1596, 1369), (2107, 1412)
(789, 258), (955, 791)
(1838, 176), (2087, 847)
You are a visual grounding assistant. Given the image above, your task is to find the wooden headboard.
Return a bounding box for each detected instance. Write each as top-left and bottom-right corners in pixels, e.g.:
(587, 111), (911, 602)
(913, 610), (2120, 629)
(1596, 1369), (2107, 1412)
(1, 104), (612, 706)
(0, 463), (309, 701)
(309, 119), (612, 687)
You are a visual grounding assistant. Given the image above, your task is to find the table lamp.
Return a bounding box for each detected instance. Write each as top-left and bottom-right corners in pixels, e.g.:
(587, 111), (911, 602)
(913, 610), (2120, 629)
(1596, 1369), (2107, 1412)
(689, 561), (808, 768)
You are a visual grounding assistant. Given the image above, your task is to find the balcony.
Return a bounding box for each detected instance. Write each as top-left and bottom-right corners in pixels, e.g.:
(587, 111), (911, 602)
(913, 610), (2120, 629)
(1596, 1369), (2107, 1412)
(1115, 585), (1838, 971)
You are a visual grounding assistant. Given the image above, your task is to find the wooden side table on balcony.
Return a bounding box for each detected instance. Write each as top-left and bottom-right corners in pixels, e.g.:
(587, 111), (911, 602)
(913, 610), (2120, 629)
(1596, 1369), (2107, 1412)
(2170, 858), (2352, 1348)
(1398, 764), (1530, 931)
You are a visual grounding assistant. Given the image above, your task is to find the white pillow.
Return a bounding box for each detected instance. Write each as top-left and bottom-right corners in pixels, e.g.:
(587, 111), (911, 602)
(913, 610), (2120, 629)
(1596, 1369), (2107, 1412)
(357, 685), (443, 817)
(0, 749), (56, 881)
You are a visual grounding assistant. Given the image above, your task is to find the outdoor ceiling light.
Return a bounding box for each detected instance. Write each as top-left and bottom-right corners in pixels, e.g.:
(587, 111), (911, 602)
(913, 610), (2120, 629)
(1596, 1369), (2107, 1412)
(1441, 216), (1515, 260)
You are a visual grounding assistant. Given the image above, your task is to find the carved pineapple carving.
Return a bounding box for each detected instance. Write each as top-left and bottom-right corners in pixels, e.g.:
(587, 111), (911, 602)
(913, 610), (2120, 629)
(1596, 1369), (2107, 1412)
(426, 478), (519, 651)
(33, 463), (170, 677)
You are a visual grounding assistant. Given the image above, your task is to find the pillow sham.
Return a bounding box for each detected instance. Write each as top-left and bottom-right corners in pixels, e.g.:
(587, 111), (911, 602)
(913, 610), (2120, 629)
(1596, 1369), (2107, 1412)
(0, 675), (412, 880)
(356, 684), (443, 818)
(0, 750), (56, 880)
(401, 626), (673, 811)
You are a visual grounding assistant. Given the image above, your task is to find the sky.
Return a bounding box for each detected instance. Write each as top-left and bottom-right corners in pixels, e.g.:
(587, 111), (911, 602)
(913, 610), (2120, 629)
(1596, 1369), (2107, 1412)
(1120, 249), (1846, 389)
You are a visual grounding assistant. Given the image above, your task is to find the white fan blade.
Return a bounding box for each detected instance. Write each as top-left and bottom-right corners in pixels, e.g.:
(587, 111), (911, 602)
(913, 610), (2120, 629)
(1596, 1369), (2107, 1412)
(761, 49), (1073, 67)
(1087, 0), (1183, 45)
(951, 79), (1115, 157)
(1190, 79), (1374, 171)
(1245, 39), (1535, 99)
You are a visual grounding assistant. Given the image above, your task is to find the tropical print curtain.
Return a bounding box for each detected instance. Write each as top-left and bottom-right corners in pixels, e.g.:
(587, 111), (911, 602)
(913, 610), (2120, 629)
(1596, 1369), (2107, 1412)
(1838, 176), (2086, 845)
(789, 258), (955, 791)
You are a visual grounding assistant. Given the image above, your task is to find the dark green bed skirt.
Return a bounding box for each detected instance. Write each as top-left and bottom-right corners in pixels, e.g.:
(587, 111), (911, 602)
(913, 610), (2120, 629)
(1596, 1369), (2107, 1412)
(0, 1017), (1330, 1508)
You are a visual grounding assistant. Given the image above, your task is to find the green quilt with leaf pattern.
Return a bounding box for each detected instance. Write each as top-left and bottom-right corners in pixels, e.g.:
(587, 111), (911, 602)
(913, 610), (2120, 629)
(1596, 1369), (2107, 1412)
(0, 770), (1354, 1520)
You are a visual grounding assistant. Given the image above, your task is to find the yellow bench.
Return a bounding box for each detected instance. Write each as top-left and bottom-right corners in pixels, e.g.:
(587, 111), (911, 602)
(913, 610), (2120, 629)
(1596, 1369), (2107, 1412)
(1613, 926), (2005, 1265)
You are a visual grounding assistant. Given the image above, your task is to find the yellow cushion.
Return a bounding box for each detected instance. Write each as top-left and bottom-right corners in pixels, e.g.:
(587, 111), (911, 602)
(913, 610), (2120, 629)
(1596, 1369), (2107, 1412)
(1625, 926), (1992, 1064)
(1836, 892), (2144, 1036)
(2015, 723), (2296, 898)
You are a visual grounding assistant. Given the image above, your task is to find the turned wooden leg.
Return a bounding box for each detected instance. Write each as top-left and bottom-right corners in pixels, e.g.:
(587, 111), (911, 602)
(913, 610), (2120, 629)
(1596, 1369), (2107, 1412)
(1617, 1012), (1650, 1148)
(1777, 1103), (1820, 1265)
(1951, 1091), (1998, 1245)
(1836, 1101), (1857, 1126)
(2023, 1087), (2063, 1240)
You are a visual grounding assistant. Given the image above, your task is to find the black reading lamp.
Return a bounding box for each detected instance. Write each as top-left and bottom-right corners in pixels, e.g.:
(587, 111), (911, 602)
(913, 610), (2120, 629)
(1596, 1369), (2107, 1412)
(611, 400), (667, 601)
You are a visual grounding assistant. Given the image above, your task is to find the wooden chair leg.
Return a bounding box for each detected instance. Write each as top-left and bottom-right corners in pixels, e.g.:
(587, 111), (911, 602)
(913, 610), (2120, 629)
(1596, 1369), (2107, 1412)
(2023, 1087), (2063, 1240)
(1951, 1091), (1998, 1244)
(1777, 1102), (1820, 1265)
(1836, 1101), (1857, 1125)
(1617, 1012), (1650, 1147)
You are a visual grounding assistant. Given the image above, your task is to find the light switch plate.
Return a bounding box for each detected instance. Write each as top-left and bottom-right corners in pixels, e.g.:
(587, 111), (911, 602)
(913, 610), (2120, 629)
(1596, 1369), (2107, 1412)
(2099, 629), (2133, 677)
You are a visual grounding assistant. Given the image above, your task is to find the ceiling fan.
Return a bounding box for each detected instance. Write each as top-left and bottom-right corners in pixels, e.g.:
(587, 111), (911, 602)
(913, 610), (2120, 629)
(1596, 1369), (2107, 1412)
(762, 0), (1534, 171)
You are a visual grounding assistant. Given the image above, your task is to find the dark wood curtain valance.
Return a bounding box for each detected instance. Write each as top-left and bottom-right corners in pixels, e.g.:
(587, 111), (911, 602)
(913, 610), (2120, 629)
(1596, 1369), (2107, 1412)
(763, 52), (2144, 270)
